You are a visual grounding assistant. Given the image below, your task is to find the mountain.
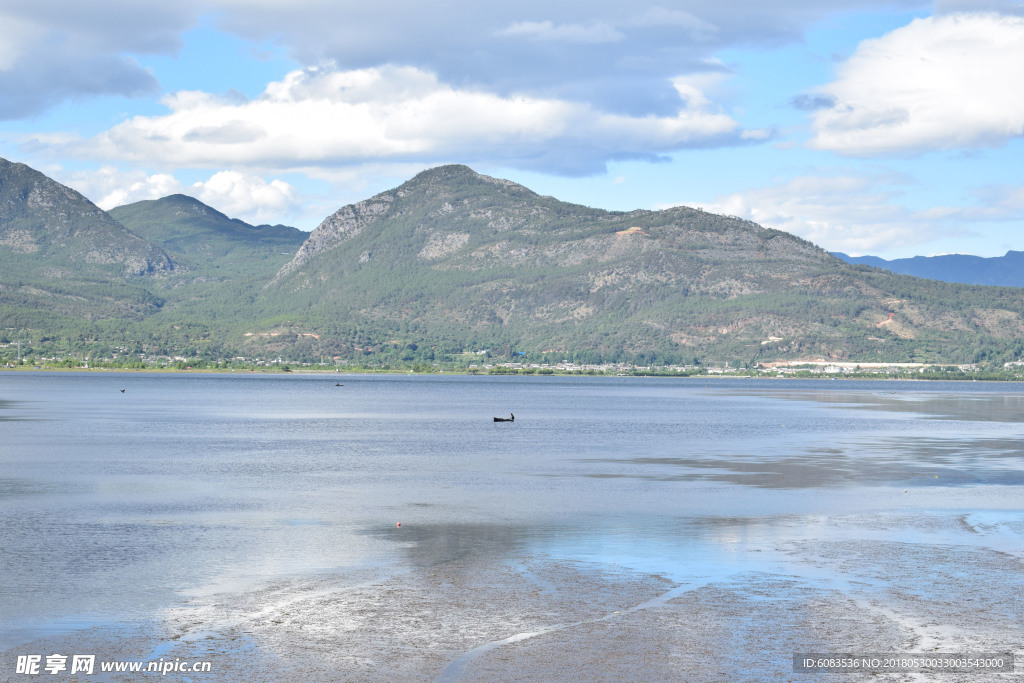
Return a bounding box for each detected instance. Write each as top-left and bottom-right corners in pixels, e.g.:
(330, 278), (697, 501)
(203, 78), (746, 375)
(102, 195), (307, 357)
(109, 194), (306, 280)
(0, 157), (172, 323)
(255, 165), (1024, 365)
(832, 251), (1024, 288)
(5, 158), (1024, 368)
(0, 157), (172, 277)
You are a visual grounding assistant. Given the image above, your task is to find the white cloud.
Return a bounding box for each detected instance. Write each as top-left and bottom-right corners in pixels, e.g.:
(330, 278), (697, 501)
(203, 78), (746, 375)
(208, 0), (927, 120)
(958, 182), (1024, 221)
(671, 74), (720, 109)
(627, 8), (718, 39)
(68, 63), (746, 175)
(809, 13), (1024, 156)
(59, 165), (298, 225)
(103, 173), (183, 210)
(497, 20), (624, 43)
(1, 0), (933, 121)
(935, 0), (1024, 14)
(191, 171), (298, 224)
(675, 172), (965, 255)
(62, 166), (184, 210)
(0, 15), (45, 71)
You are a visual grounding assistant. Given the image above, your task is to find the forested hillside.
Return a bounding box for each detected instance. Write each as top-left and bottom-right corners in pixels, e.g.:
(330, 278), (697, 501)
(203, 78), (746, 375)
(253, 165), (1024, 366)
(4, 159), (1024, 369)
(0, 157), (172, 329)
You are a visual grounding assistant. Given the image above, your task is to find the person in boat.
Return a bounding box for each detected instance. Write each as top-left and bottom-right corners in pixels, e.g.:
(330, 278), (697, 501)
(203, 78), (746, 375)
(493, 413), (515, 422)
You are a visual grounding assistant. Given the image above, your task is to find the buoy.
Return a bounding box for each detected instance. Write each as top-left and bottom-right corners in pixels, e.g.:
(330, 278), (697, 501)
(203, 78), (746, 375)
(396, 522), (401, 528)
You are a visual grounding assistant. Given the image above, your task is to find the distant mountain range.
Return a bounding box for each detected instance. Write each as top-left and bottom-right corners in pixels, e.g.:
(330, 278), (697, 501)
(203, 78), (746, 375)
(832, 251), (1024, 288)
(3, 156), (1024, 367)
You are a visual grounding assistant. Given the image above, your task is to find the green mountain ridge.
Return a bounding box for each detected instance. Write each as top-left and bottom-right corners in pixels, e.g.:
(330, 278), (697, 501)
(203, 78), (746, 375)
(253, 165), (1024, 365)
(109, 194), (306, 279)
(105, 193), (308, 356)
(0, 157), (173, 324)
(3, 158), (1024, 368)
(0, 158), (173, 277)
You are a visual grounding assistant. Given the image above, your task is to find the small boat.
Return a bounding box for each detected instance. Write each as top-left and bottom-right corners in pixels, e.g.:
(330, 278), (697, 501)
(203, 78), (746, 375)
(493, 413), (515, 422)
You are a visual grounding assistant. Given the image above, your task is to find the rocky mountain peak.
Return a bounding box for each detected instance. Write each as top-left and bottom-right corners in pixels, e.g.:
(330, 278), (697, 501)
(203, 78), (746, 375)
(0, 157), (173, 276)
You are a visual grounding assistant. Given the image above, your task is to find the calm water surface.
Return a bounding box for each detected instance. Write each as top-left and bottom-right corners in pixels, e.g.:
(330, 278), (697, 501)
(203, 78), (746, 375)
(2, 372), (1023, 648)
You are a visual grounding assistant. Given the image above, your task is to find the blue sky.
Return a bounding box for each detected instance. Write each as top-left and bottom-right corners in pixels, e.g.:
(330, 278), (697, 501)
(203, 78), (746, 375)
(2, 0), (1023, 258)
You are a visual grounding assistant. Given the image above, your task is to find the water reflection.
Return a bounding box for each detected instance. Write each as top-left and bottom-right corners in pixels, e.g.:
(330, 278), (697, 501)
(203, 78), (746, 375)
(3, 372), (1024, 654)
(732, 383), (1024, 423)
(0, 398), (28, 421)
(366, 523), (533, 567)
(581, 435), (1024, 488)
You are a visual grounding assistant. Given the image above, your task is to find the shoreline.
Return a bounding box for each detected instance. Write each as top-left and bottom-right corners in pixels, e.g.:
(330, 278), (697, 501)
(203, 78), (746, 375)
(2, 365), (1023, 383)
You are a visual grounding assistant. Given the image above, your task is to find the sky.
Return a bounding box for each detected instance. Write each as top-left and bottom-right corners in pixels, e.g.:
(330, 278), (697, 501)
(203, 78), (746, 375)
(1, 0), (1023, 258)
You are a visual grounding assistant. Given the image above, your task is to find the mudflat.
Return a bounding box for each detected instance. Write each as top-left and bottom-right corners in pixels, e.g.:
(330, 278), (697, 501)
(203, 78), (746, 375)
(7, 508), (1022, 681)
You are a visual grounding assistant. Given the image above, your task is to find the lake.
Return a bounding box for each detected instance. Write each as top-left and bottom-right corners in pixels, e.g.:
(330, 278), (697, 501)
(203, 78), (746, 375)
(1, 372), (1022, 680)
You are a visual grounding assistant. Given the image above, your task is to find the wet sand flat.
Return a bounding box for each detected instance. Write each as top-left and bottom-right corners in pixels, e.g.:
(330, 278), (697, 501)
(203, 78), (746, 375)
(5, 510), (1022, 682)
